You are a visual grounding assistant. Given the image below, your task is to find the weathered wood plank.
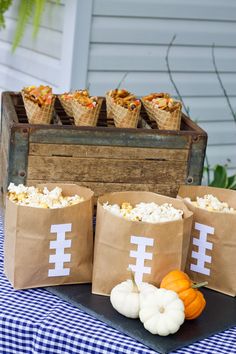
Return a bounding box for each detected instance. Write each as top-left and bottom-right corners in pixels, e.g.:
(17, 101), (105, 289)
(8, 128), (29, 186)
(27, 180), (180, 198)
(29, 143), (189, 161)
(29, 127), (191, 149)
(186, 136), (207, 185)
(27, 156), (187, 184)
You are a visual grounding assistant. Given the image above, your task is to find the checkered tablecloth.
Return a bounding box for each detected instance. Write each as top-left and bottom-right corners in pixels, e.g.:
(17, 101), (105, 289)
(0, 214), (235, 354)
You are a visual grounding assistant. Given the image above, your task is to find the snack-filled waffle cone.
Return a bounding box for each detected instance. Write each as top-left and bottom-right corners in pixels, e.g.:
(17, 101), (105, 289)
(155, 103), (182, 130)
(72, 98), (103, 126)
(58, 95), (73, 117)
(112, 102), (141, 128)
(106, 89), (141, 128)
(142, 93), (182, 130)
(22, 91), (55, 125)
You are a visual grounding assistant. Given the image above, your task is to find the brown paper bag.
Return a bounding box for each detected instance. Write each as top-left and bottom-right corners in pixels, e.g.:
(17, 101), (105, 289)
(4, 184), (94, 290)
(178, 185), (236, 296)
(92, 191), (193, 295)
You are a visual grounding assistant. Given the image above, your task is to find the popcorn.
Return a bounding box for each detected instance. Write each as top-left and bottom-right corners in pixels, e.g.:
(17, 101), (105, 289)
(7, 183), (84, 208)
(185, 194), (236, 213)
(103, 201), (183, 223)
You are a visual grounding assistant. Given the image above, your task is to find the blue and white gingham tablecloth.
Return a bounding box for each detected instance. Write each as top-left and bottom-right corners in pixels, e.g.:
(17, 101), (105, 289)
(0, 214), (235, 354)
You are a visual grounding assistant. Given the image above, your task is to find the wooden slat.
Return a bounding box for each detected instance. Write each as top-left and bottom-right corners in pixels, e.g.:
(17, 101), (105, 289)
(27, 156), (188, 184)
(187, 136), (206, 185)
(0, 18), (62, 59)
(88, 71), (236, 97)
(27, 180), (181, 198)
(89, 44), (236, 73)
(8, 129), (29, 186)
(93, 0), (236, 21)
(29, 128), (191, 149)
(29, 143), (189, 161)
(91, 16), (236, 47)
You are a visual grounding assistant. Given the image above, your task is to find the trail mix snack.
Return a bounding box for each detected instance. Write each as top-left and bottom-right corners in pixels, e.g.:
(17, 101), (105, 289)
(185, 194), (236, 213)
(108, 89), (141, 111)
(142, 92), (182, 130)
(21, 85), (55, 124)
(22, 85), (53, 106)
(71, 89), (102, 126)
(7, 183), (84, 209)
(103, 201), (183, 223)
(58, 91), (75, 116)
(106, 88), (141, 128)
(73, 90), (98, 108)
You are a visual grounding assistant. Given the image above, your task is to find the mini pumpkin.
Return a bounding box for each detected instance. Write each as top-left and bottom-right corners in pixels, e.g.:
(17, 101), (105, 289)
(110, 272), (157, 319)
(139, 288), (185, 336)
(160, 270), (207, 320)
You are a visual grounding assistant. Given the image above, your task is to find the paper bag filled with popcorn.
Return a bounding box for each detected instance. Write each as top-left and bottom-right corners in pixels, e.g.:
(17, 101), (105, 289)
(92, 191), (193, 296)
(178, 185), (236, 296)
(4, 183), (94, 290)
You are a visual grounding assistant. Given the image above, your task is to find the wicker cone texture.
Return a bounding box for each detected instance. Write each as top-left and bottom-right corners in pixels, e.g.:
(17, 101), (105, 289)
(72, 98), (103, 126)
(22, 92), (55, 125)
(109, 100), (141, 128)
(105, 93), (114, 119)
(58, 96), (73, 117)
(142, 99), (182, 130)
(141, 99), (156, 122)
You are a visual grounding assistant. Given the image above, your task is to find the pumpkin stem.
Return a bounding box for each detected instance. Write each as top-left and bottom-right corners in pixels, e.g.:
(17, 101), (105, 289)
(128, 268), (139, 293)
(192, 281), (208, 289)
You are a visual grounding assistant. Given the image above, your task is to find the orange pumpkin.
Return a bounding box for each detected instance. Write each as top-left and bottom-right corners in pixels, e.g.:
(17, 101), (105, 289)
(160, 270), (207, 320)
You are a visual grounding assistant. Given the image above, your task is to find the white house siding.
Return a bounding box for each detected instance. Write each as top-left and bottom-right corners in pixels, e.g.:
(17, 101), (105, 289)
(85, 0), (236, 176)
(0, 0), (66, 93)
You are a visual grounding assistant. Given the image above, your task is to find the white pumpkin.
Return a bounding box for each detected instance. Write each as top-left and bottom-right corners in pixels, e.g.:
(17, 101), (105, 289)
(110, 279), (157, 319)
(139, 288), (185, 336)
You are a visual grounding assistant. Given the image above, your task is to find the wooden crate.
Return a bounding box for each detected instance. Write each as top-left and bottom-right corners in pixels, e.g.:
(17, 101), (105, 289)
(0, 92), (207, 205)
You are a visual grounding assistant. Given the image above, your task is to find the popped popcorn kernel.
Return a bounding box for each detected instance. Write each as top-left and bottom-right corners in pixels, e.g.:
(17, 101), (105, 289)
(103, 201), (183, 223)
(185, 194), (235, 213)
(7, 183), (84, 208)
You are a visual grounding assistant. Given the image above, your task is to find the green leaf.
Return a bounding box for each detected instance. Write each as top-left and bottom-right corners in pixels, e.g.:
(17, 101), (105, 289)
(0, 0), (13, 29)
(227, 175), (236, 190)
(209, 165), (228, 188)
(12, 0), (34, 52)
(33, 0), (46, 38)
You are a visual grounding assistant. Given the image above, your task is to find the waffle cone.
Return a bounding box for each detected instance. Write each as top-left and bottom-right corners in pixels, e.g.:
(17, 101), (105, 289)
(114, 105), (140, 128)
(72, 98), (103, 126)
(105, 93), (114, 119)
(22, 92), (55, 125)
(58, 96), (73, 116)
(141, 99), (156, 122)
(108, 98), (141, 128)
(142, 99), (182, 130)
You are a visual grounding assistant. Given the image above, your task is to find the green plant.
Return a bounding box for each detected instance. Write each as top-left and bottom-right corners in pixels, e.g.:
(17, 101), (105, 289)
(205, 164), (236, 189)
(12, 0), (47, 52)
(0, 0), (60, 51)
(0, 0), (12, 29)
